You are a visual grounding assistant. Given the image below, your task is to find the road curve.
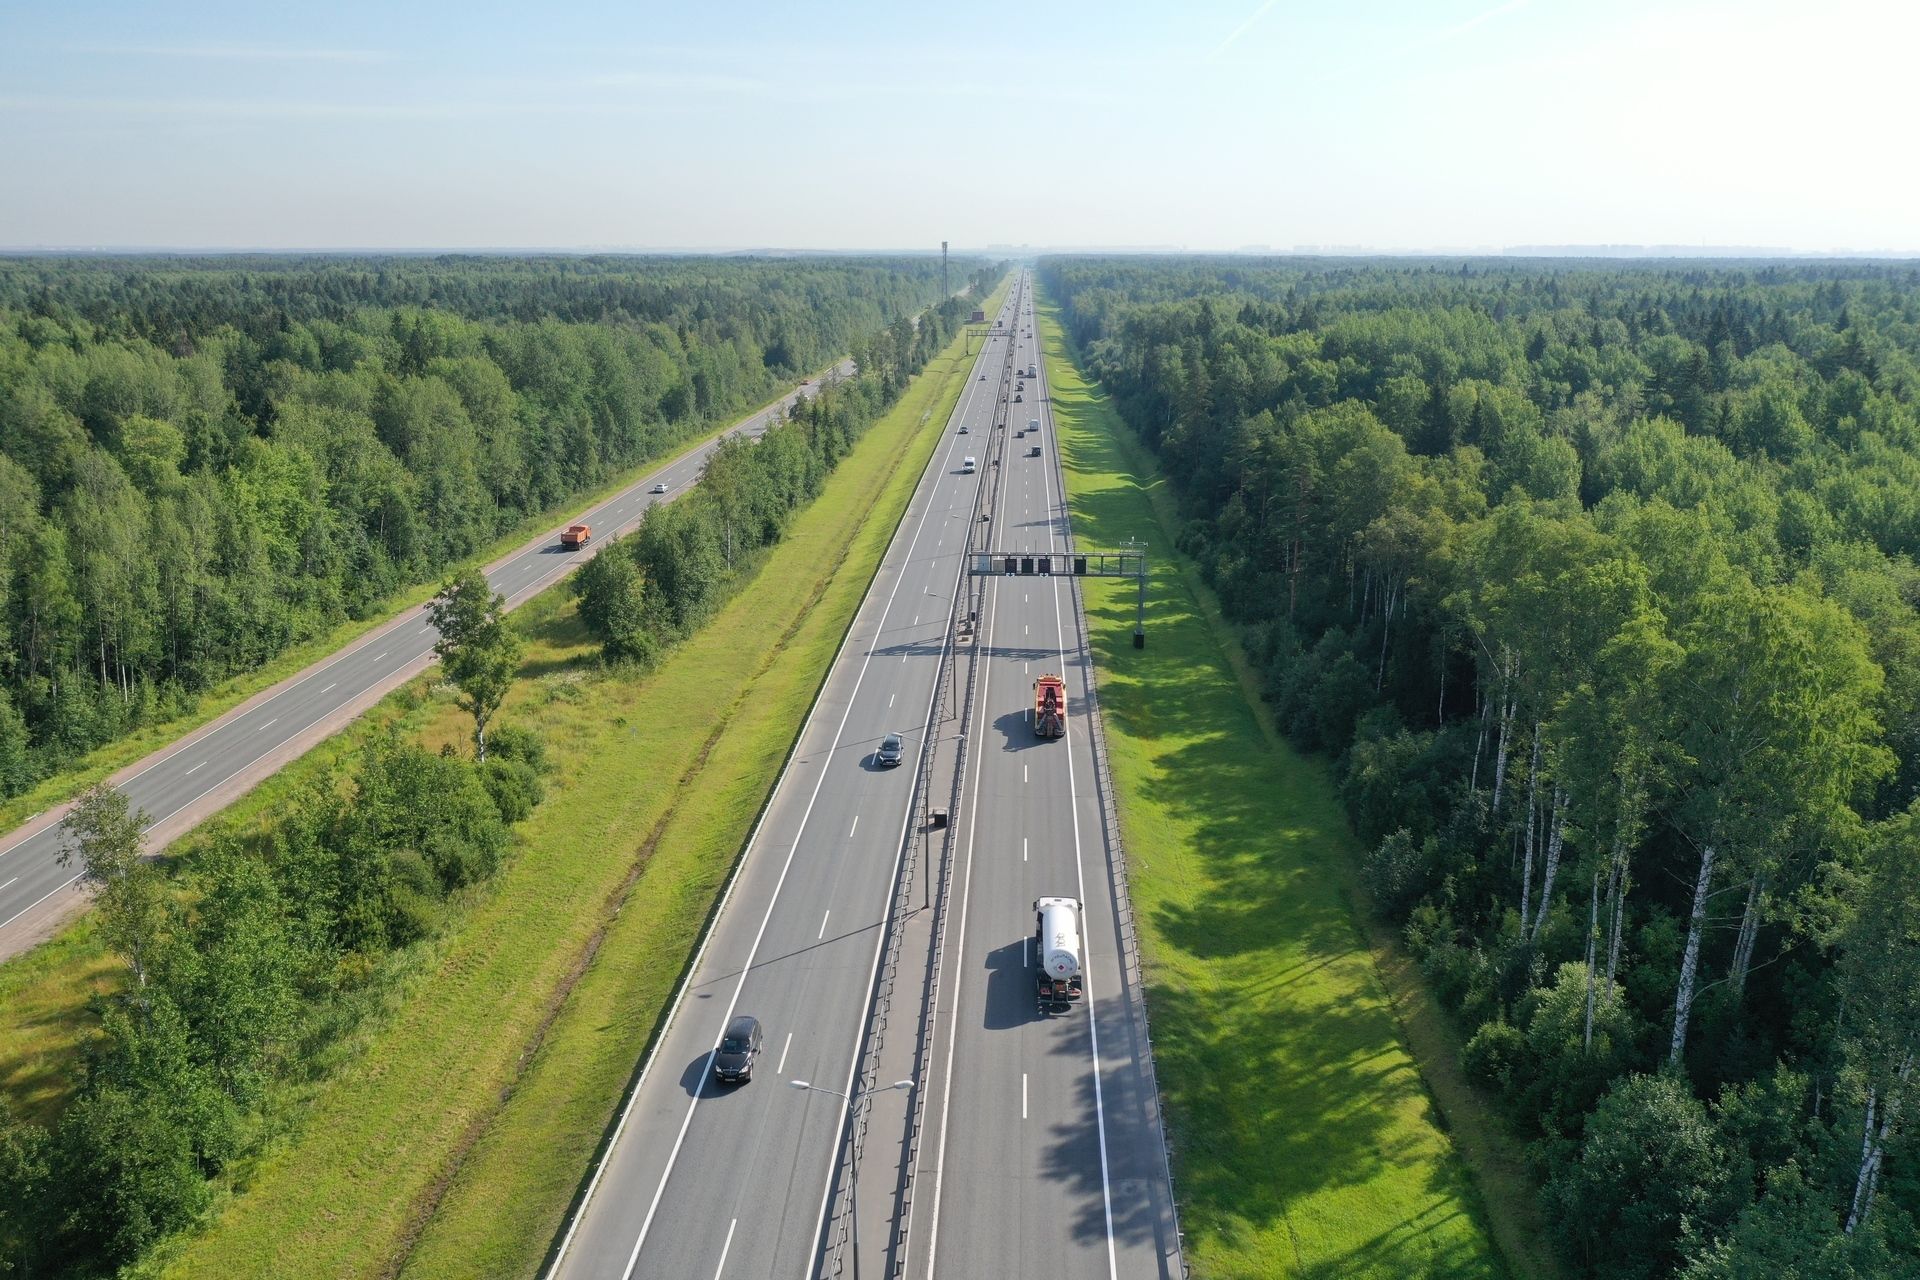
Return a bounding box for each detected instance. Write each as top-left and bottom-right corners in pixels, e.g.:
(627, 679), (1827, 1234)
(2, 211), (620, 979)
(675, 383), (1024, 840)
(0, 363), (850, 960)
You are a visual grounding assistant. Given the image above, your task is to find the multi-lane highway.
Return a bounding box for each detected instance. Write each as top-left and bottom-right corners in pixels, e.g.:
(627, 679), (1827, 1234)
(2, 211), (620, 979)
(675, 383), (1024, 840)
(0, 363), (848, 958)
(549, 272), (1181, 1280)
(916, 283), (1181, 1279)
(548, 280), (1017, 1280)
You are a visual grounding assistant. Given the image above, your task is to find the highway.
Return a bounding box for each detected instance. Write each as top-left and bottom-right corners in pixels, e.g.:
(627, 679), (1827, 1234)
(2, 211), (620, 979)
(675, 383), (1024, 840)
(549, 271), (1180, 1280)
(915, 283), (1181, 1278)
(548, 279), (1016, 1280)
(0, 362), (850, 959)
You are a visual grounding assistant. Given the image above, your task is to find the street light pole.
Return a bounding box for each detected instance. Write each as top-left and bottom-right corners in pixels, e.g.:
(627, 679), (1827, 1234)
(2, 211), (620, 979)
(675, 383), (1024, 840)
(790, 1078), (915, 1280)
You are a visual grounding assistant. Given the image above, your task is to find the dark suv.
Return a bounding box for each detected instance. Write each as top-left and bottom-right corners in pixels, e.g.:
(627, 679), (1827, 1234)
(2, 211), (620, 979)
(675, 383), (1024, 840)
(713, 1015), (763, 1084)
(876, 732), (906, 767)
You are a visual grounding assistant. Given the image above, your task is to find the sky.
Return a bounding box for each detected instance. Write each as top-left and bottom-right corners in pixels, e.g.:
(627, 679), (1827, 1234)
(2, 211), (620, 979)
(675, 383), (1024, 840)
(2, 0), (1916, 254)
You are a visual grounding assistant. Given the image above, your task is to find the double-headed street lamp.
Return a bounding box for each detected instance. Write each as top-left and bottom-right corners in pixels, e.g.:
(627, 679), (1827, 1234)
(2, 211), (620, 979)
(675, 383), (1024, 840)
(790, 1077), (915, 1280)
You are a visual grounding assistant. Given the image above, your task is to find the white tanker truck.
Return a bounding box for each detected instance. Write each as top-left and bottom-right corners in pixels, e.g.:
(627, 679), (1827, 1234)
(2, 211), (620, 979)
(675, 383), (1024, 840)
(1033, 896), (1085, 1014)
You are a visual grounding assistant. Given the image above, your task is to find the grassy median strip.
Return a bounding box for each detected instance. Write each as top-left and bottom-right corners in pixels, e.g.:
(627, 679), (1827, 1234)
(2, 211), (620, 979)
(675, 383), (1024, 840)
(148, 286), (1001, 1280)
(1041, 301), (1510, 1280)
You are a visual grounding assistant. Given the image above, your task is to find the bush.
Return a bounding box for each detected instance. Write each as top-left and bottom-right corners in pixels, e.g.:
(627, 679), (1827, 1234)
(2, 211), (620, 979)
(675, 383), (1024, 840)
(1515, 962), (1645, 1136)
(1546, 1072), (1736, 1280)
(485, 721), (550, 773)
(482, 757), (544, 824)
(1364, 829), (1434, 920)
(1463, 1019), (1532, 1096)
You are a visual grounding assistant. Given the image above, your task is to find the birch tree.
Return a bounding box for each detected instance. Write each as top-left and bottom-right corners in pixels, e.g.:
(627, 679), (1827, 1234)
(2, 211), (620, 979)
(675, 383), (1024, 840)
(1664, 585), (1888, 1067)
(1836, 806), (1920, 1236)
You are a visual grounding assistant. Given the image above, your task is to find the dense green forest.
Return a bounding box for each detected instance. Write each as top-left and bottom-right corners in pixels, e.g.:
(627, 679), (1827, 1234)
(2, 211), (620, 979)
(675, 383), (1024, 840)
(0, 254), (992, 797)
(0, 277), (984, 1277)
(1043, 256), (1920, 1278)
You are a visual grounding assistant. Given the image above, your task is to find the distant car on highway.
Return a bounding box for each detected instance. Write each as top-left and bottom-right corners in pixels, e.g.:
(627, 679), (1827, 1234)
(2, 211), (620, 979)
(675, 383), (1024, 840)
(1014, 393), (1022, 403)
(652, 481), (668, 494)
(959, 424), (969, 434)
(713, 1015), (763, 1084)
(876, 733), (905, 767)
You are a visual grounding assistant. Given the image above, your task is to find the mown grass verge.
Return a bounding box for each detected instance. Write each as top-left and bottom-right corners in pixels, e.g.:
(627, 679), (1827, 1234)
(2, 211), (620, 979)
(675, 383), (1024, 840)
(1041, 298), (1516, 1280)
(141, 280), (1004, 1280)
(0, 366), (840, 846)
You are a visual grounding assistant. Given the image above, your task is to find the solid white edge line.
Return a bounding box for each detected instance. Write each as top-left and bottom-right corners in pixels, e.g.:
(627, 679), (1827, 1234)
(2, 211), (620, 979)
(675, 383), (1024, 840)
(0, 368), (839, 903)
(0, 874), (83, 934)
(1037, 294), (1121, 1278)
(542, 373), (903, 1279)
(798, 286), (1005, 1280)
(920, 283), (1023, 1280)
(575, 293), (998, 1280)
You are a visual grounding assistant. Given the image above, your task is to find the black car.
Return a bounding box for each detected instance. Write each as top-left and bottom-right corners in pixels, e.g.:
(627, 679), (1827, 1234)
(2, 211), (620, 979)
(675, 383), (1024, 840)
(713, 1014), (763, 1084)
(876, 732), (906, 767)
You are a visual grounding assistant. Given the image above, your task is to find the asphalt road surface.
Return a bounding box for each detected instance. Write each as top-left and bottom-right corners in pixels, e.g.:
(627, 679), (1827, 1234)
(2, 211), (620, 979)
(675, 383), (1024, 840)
(0, 363), (850, 959)
(916, 281), (1180, 1279)
(549, 272), (1180, 1280)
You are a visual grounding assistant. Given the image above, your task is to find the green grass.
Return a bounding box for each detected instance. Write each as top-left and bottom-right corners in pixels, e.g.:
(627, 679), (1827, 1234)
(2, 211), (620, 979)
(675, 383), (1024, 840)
(0, 916), (117, 1127)
(146, 280), (1007, 1280)
(1041, 299), (1513, 1280)
(0, 367), (838, 845)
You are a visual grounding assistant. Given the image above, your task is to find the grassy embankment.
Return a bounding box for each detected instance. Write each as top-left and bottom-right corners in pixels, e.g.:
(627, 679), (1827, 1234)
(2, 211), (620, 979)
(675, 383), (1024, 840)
(0, 365), (842, 845)
(0, 365), (843, 1128)
(144, 281), (1004, 1280)
(1041, 298), (1548, 1280)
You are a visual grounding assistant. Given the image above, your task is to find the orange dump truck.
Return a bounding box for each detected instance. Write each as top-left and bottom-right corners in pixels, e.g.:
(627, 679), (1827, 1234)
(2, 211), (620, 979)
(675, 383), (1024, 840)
(1033, 674), (1065, 738)
(562, 523), (592, 549)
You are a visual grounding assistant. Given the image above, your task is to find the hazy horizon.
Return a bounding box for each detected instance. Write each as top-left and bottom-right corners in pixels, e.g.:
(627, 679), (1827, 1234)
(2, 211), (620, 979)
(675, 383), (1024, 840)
(4, 0), (1915, 254)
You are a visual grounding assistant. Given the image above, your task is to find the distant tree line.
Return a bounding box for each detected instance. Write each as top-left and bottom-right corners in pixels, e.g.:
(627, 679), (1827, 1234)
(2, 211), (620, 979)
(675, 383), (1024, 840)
(1043, 255), (1920, 1278)
(0, 254), (995, 800)
(0, 274), (992, 1275)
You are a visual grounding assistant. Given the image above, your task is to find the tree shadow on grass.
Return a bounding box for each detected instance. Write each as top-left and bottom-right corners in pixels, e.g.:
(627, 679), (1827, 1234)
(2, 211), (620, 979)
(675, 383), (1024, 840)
(1043, 327), (1505, 1277)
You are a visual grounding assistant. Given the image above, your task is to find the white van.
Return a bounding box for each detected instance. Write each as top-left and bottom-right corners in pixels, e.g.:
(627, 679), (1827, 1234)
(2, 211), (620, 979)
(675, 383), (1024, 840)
(963, 456), (977, 474)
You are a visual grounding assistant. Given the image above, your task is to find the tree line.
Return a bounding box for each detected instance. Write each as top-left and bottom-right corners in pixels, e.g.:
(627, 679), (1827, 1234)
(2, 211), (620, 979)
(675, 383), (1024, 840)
(0, 274), (991, 1275)
(0, 254), (994, 800)
(0, 725), (551, 1275)
(1043, 255), (1920, 1278)
(572, 289), (977, 664)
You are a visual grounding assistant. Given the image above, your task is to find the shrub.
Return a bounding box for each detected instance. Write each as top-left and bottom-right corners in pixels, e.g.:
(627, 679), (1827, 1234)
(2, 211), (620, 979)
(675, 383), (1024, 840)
(1463, 1019), (1531, 1096)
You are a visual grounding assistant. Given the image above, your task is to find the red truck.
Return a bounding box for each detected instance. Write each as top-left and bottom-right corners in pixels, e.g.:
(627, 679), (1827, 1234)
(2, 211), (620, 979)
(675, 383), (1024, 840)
(561, 523), (591, 550)
(1033, 674), (1065, 738)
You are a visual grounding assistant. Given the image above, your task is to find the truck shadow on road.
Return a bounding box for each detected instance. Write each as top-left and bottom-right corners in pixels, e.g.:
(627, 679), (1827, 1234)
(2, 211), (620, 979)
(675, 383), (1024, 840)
(991, 708), (1053, 752)
(982, 939), (1032, 1032)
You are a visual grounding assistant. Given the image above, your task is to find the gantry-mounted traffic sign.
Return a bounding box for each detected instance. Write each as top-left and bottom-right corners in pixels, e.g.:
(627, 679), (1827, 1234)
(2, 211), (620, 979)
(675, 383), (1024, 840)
(968, 548), (1150, 648)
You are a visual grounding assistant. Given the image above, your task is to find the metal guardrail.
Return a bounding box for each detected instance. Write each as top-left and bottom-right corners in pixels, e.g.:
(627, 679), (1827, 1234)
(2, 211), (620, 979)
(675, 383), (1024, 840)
(1036, 309), (1191, 1279)
(819, 281), (1023, 1278)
